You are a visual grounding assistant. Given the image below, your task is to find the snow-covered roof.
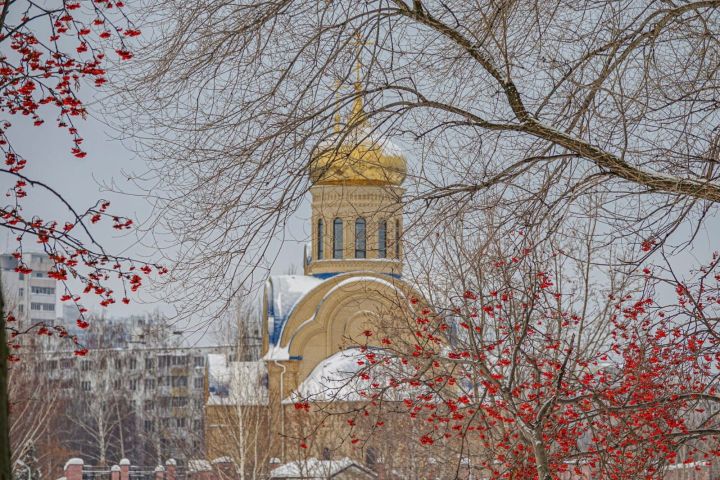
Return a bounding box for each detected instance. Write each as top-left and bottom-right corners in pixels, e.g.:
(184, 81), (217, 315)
(187, 460), (212, 472)
(64, 458), (83, 470)
(667, 461), (711, 470)
(207, 359), (269, 406)
(264, 344), (290, 361)
(207, 354), (230, 398)
(287, 348), (420, 403)
(266, 275), (325, 345)
(269, 457), (374, 479)
(267, 273), (408, 352)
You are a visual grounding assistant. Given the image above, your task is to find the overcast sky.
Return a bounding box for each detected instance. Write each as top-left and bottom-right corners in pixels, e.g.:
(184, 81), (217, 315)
(3, 92), (307, 337)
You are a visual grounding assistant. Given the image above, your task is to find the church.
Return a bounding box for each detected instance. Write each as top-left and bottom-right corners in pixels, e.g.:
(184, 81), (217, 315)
(203, 89), (446, 478)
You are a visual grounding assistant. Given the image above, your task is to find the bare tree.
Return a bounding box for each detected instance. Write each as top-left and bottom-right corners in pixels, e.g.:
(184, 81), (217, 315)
(61, 355), (134, 466)
(8, 359), (60, 472)
(203, 302), (272, 480)
(115, 0), (720, 319)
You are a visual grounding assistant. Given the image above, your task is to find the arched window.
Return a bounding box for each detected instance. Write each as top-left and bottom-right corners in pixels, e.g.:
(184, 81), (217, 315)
(355, 218), (366, 258)
(333, 218), (344, 259)
(395, 219), (401, 258)
(377, 220), (387, 258)
(317, 218), (324, 260)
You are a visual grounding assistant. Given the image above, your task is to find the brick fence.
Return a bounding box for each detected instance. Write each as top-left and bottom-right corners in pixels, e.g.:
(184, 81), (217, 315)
(58, 457), (242, 480)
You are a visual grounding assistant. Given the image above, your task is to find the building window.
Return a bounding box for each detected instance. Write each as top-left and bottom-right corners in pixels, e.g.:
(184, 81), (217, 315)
(145, 378), (155, 391)
(18, 288), (24, 296)
(333, 218), (343, 259)
(317, 218), (324, 260)
(171, 376), (188, 388)
(80, 381), (92, 392)
(378, 220), (387, 258)
(194, 377), (204, 389)
(31, 286), (54, 295)
(30, 303), (54, 311)
(395, 219), (401, 258)
(355, 218), (366, 258)
(194, 356), (205, 367)
(145, 358), (155, 369)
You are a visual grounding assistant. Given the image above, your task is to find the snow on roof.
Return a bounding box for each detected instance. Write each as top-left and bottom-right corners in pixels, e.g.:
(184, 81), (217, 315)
(187, 460), (212, 472)
(667, 461), (711, 470)
(207, 354), (231, 399)
(269, 457), (368, 479)
(267, 275), (325, 345)
(263, 344), (290, 361)
(317, 128), (405, 157)
(64, 458), (83, 470)
(287, 348), (421, 403)
(272, 274), (407, 352)
(208, 360), (269, 406)
(208, 354), (229, 376)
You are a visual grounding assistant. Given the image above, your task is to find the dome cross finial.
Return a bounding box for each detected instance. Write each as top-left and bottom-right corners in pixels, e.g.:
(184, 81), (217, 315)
(349, 32), (372, 129)
(309, 33), (405, 186)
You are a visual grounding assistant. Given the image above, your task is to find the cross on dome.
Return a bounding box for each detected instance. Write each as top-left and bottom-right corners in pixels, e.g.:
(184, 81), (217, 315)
(309, 44), (406, 187)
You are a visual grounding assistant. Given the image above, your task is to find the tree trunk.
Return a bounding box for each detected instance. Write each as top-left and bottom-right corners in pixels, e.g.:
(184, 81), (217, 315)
(532, 430), (553, 480)
(237, 404), (245, 480)
(0, 279), (12, 480)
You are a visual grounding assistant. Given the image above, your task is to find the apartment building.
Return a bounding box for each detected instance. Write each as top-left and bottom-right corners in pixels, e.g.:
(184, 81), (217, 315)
(0, 252), (57, 328)
(34, 314), (234, 465)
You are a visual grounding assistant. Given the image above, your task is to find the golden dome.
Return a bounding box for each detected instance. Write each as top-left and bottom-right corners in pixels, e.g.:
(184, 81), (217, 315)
(310, 134), (407, 186)
(309, 87), (406, 186)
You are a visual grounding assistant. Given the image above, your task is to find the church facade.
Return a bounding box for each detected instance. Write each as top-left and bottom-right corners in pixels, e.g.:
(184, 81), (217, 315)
(204, 96), (429, 476)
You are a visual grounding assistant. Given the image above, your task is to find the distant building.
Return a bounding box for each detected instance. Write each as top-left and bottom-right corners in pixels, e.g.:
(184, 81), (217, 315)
(38, 313), (234, 465)
(0, 252), (57, 329)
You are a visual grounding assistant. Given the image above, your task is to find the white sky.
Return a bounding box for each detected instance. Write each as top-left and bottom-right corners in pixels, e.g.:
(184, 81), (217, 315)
(2, 96), (306, 336)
